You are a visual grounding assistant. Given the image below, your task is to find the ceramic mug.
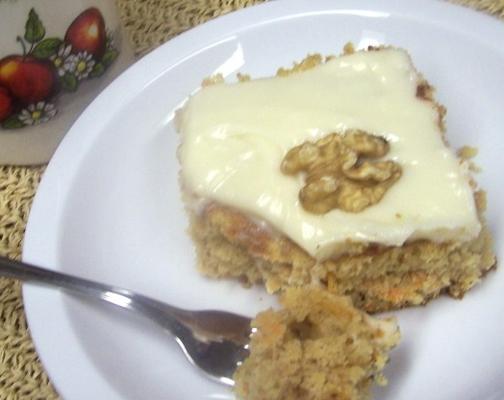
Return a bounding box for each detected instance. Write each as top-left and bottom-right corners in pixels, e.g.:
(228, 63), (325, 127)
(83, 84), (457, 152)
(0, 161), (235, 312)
(0, 0), (135, 165)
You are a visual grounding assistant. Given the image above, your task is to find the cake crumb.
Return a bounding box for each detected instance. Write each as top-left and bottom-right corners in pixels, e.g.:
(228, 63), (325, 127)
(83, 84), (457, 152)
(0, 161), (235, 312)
(237, 72), (251, 82)
(201, 74), (224, 86)
(457, 146), (478, 160)
(277, 54), (323, 77)
(343, 42), (355, 54)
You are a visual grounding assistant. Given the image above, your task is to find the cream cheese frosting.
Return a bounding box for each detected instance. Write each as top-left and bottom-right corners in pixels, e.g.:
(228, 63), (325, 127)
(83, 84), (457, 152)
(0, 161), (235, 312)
(177, 48), (481, 259)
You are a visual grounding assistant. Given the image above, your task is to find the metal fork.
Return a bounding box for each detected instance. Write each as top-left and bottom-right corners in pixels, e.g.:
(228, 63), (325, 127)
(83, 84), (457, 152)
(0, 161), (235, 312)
(0, 256), (251, 386)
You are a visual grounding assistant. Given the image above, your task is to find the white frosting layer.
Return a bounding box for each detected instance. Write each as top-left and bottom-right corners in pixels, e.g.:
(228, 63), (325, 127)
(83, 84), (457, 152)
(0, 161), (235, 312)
(178, 49), (481, 259)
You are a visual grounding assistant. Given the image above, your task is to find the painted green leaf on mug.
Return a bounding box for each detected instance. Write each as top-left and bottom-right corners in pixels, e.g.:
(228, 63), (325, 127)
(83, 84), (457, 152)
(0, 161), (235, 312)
(24, 8), (46, 44)
(32, 38), (62, 59)
(102, 49), (119, 67)
(1, 116), (24, 129)
(61, 72), (78, 92)
(90, 62), (105, 78)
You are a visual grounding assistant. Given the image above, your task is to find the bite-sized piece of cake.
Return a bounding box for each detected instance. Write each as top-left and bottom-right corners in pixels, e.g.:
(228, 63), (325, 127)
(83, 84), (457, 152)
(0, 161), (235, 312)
(177, 45), (496, 312)
(233, 287), (400, 400)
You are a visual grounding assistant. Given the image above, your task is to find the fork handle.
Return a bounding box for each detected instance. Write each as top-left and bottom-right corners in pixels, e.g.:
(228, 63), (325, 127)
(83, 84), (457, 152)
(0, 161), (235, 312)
(0, 256), (117, 296)
(0, 255), (189, 337)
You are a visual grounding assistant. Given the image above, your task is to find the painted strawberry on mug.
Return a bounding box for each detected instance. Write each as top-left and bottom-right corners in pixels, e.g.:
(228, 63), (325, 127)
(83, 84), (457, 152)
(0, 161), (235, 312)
(0, 8), (119, 129)
(65, 8), (107, 59)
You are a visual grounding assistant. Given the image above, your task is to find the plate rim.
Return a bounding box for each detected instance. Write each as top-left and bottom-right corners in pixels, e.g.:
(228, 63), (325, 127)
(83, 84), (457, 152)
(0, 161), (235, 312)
(21, 1), (504, 399)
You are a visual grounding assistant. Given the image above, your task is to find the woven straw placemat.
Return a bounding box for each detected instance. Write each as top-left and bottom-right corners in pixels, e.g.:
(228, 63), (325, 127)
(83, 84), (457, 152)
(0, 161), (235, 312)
(0, 0), (502, 398)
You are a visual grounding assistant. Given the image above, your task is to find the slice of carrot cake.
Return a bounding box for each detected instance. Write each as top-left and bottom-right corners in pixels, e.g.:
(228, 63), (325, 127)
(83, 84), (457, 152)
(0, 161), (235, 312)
(176, 45), (495, 312)
(233, 287), (400, 400)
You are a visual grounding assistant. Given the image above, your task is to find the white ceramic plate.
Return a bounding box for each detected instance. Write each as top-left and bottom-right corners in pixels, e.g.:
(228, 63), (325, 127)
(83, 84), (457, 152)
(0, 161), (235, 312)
(23, 1), (504, 399)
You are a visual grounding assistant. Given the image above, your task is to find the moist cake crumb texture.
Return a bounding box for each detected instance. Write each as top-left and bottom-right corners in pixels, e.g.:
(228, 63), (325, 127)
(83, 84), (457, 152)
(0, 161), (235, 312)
(233, 287), (400, 400)
(189, 199), (494, 313)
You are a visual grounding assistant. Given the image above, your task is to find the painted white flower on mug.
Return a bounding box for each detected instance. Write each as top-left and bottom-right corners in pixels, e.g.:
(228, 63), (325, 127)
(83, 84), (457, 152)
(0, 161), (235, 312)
(50, 44), (74, 77)
(67, 52), (95, 80)
(18, 102), (57, 126)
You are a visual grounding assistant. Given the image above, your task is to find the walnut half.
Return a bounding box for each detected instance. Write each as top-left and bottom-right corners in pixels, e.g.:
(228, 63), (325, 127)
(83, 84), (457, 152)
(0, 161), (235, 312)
(281, 130), (402, 214)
